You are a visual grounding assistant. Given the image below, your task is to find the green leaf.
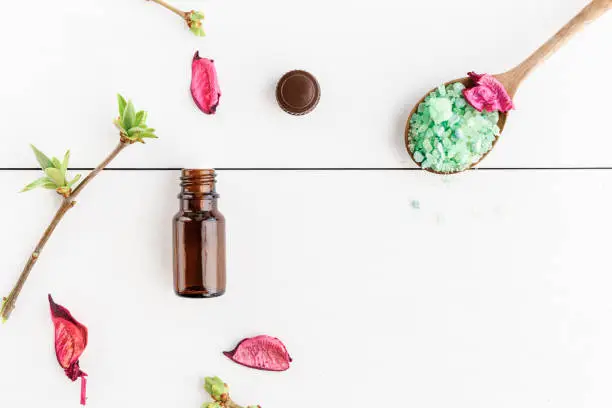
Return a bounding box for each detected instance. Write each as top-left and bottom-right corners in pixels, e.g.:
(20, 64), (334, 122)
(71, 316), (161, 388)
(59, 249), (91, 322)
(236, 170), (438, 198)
(135, 111), (147, 127)
(190, 11), (205, 21)
(44, 168), (65, 187)
(122, 100), (136, 130)
(211, 383), (225, 397)
(113, 118), (125, 132)
(140, 133), (158, 139)
(30, 144), (53, 170)
(127, 127), (146, 136)
(204, 377), (218, 395)
(204, 376), (227, 399)
(190, 25), (205, 36)
(117, 94), (127, 119)
(51, 157), (61, 169)
(67, 174), (82, 188)
(61, 150), (70, 175)
(21, 177), (53, 192)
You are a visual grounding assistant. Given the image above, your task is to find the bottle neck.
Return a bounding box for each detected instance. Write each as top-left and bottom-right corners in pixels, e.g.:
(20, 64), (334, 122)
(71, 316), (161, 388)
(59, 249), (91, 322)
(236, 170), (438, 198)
(178, 169), (219, 212)
(179, 193), (218, 212)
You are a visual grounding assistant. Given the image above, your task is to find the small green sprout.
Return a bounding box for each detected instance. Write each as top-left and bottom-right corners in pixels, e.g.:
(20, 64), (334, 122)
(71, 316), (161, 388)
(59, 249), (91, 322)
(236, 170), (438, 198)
(204, 376), (229, 402)
(203, 377), (260, 408)
(22, 145), (81, 197)
(147, 0), (206, 37)
(114, 94), (158, 144)
(188, 11), (206, 36)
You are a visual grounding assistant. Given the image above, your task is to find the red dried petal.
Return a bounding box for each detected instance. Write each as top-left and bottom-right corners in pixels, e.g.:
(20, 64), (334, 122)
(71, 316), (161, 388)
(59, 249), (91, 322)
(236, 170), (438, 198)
(49, 294), (88, 405)
(463, 72), (515, 113)
(191, 52), (221, 115)
(224, 335), (292, 372)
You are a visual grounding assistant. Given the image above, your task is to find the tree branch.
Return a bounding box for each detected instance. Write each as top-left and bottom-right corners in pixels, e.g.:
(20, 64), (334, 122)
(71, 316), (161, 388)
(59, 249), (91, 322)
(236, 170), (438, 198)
(226, 401), (244, 408)
(1, 140), (129, 322)
(71, 141), (126, 198)
(148, 0), (187, 19)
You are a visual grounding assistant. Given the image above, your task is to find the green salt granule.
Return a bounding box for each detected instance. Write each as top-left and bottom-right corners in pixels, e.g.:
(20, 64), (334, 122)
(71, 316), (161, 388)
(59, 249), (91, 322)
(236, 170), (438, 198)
(408, 82), (500, 173)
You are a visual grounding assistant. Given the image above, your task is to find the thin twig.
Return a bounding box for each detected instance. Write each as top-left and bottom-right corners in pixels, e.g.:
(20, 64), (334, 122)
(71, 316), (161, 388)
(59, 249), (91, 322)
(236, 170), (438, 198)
(1, 141), (128, 322)
(148, 0), (187, 19)
(72, 142), (126, 198)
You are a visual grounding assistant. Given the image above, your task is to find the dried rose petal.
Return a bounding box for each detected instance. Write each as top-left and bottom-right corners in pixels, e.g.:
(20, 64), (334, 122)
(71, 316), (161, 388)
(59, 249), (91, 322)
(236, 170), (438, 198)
(224, 335), (292, 371)
(191, 52), (221, 114)
(463, 72), (515, 113)
(49, 294), (88, 405)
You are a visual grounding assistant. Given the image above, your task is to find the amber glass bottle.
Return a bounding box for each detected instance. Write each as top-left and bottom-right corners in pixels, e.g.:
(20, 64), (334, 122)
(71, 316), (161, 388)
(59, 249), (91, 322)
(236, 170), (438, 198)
(173, 169), (226, 298)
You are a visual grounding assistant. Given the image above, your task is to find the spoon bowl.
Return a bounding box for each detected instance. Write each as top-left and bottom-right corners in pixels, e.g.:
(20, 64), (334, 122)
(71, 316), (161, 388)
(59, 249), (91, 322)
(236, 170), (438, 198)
(404, 0), (611, 174)
(404, 76), (510, 175)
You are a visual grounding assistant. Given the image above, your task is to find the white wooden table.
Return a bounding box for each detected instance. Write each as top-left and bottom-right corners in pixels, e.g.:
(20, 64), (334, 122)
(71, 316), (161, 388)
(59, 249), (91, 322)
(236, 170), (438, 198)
(1, 0), (612, 407)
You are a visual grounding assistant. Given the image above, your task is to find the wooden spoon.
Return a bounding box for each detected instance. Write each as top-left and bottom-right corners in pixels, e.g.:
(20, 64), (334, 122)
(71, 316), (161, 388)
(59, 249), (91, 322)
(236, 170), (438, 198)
(404, 0), (612, 174)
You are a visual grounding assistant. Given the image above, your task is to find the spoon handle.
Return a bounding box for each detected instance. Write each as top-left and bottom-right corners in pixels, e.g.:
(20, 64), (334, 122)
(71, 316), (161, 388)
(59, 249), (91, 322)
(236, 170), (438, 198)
(499, 0), (611, 95)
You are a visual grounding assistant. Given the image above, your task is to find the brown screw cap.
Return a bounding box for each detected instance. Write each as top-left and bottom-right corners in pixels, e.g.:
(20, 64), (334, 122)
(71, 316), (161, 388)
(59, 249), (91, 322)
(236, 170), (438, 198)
(276, 70), (320, 115)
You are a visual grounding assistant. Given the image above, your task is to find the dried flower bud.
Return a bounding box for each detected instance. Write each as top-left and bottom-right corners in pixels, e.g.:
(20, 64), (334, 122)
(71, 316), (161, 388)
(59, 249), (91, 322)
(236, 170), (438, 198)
(191, 52), (221, 115)
(224, 335), (292, 371)
(463, 72), (514, 113)
(48, 295), (89, 405)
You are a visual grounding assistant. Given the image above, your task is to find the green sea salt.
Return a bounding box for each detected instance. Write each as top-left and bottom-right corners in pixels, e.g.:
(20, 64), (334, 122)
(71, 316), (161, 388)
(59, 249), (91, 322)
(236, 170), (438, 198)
(408, 82), (500, 173)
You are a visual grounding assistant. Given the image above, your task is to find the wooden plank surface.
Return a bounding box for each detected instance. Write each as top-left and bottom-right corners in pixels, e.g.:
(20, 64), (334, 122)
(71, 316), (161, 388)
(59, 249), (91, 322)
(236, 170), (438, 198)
(0, 0), (610, 168)
(2, 0), (611, 406)
(0, 170), (611, 407)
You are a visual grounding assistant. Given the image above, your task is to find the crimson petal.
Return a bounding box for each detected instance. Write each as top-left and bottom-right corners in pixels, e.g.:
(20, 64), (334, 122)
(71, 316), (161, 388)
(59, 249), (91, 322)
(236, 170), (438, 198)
(49, 294), (89, 405)
(224, 335), (292, 372)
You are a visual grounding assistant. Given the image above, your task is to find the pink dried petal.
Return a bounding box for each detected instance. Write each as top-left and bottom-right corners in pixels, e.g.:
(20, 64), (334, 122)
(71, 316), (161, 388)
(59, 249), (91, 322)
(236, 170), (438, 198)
(463, 72), (514, 113)
(191, 51), (221, 114)
(49, 294), (88, 405)
(224, 335), (292, 372)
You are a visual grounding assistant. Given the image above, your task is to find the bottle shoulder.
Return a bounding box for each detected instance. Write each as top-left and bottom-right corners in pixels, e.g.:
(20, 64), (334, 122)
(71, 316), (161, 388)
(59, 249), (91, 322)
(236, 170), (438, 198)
(174, 210), (225, 223)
